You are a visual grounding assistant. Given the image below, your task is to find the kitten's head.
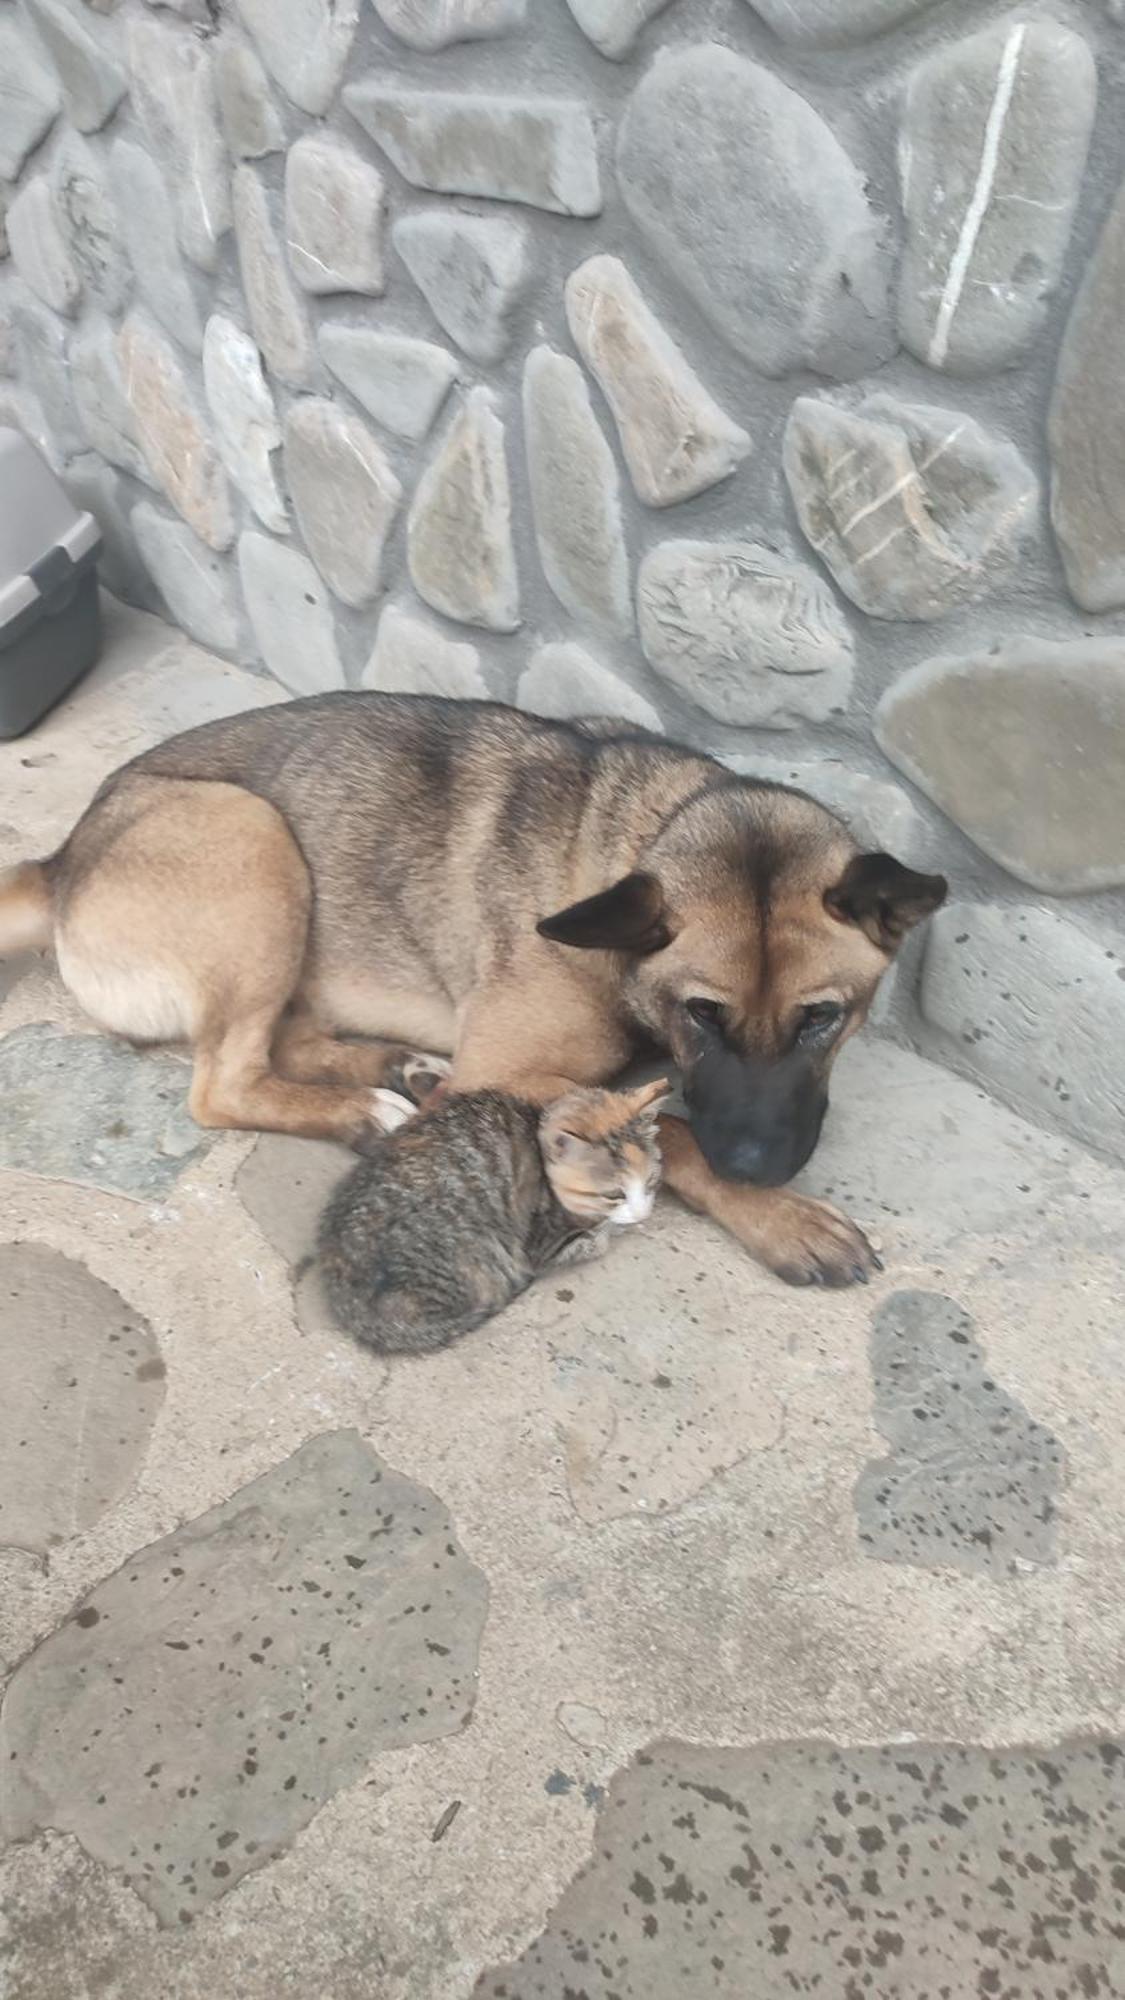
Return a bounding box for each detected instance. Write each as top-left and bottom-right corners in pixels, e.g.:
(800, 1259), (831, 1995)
(538, 1078), (671, 1228)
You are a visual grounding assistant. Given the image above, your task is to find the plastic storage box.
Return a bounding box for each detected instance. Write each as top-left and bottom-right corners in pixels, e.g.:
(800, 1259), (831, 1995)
(0, 428), (103, 740)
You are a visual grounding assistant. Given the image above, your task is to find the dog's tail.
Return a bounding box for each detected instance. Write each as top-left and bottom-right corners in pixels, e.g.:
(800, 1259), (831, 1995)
(0, 861), (53, 955)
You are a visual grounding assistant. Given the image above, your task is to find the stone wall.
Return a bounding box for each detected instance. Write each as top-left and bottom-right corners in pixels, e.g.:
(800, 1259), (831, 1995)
(1, 0), (1123, 1163)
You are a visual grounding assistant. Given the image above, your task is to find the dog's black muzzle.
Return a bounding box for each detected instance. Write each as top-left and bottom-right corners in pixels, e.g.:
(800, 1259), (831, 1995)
(684, 1042), (829, 1187)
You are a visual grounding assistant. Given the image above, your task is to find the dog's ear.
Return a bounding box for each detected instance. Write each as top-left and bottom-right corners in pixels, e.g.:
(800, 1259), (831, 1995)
(825, 852), (947, 951)
(537, 872), (671, 955)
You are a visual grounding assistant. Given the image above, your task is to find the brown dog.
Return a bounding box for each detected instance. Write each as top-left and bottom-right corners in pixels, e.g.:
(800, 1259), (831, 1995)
(0, 694), (946, 1286)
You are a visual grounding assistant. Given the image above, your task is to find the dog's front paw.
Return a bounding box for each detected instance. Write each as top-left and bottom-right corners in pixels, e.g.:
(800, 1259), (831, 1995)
(763, 1191), (882, 1289)
(383, 1049), (453, 1105)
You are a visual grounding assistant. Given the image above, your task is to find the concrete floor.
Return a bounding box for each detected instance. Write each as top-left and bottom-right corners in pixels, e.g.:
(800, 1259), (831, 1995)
(1, 602), (1123, 2000)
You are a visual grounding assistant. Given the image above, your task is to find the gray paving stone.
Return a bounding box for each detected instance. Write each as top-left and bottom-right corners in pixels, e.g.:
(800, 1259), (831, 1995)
(0, 1243), (164, 1558)
(393, 211), (529, 364)
(232, 164), (314, 389)
(475, 1734), (1125, 1997)
(563, 0), (671, 60)
(236, 1132), (354, 1269)
(201, 313), (287, 536)
(518, 642), (661, 733)
(284, 397), (401, 610)
(285, 136), (385, 298)
(875, 638), (1125, 894)
(371, 0), (524, 53)
(344, 83), (602, 217)
(52, 132), (129, 314)
(362, 602), (488, 698)
(784, 392), (1037, 621)
(855, 1290), (1067, 1578)
(617, 44), (894, 379)
(0, 1024), (210, 1196)
(24, 0), (126, 133)
(238, 531), (345, 694)
(110, 140), (203, 355)
(898, 20), (1096, 375)
(920, 899), (1125, 1166)
(216, 36), (285, 159)
(236, 1132), (358, 1338)
(565, 256), (750, 508)
(6, 177), (81, 317)
(126, 14), (231, 274)
(0, 1430), (488, 1924)
(70, 318), (153, 484)
(407, 389), (519, 632)
(233, 0), (358, 116)
(523, 346), (631, 635)
(8, 286), (82, 458)
(747, 0), (942, 39)
(318, 324), (457, 441)
(118, 315), (235, 550)
(638, 539), (853, 728)
(132, 502), (247, 658)
(0, 18), (59, 180)
(1049, 178), (1125, 612)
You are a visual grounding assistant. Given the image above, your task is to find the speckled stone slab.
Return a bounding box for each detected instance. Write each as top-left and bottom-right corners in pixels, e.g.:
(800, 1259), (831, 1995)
(0, 1430), (488, 1923)
(475, 1734), (1125, 1998)
(0, 1242), (165, 1555)
(855, 1290), (1067, 1578)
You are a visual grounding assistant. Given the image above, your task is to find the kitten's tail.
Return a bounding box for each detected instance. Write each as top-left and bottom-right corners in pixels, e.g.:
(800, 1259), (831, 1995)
(0, 862), (53, 956)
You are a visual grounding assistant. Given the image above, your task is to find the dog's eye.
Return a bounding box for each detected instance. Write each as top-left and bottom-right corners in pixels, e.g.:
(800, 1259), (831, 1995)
(799, 1000), (846, 1042)
(686, 996), (726, 1030)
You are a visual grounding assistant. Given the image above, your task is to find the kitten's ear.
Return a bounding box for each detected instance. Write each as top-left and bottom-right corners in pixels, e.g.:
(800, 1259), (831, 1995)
(626, 1077), (673, 1117)
(824, 852), (947, 951)
(537, 872), (671, 956)
(540, 1124), (596, 1165)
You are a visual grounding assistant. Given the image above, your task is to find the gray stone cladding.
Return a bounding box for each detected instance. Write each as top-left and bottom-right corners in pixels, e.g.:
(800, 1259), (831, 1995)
(2, 0), (1124, 1162)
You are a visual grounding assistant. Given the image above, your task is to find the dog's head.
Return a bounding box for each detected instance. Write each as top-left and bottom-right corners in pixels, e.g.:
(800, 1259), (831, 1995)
(537, 783), (946, 1187)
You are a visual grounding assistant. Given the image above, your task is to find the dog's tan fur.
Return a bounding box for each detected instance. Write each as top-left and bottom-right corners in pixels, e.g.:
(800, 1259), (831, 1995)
(0, 693), (945, 1285)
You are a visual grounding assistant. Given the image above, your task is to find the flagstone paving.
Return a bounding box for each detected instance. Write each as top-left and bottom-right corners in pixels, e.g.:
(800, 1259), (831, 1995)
(1, 604), (1123, 1999)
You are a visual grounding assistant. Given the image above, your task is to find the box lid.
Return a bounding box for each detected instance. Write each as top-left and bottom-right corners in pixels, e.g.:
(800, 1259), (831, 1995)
(0, 428), (101, 629)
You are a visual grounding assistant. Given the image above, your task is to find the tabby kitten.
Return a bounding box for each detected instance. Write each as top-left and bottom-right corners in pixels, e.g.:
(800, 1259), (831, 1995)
(316, 1077), (670, 1355)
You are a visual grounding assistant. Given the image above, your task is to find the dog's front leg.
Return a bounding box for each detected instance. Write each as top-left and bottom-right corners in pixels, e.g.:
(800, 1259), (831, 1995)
(657, 1115), (881, 1289)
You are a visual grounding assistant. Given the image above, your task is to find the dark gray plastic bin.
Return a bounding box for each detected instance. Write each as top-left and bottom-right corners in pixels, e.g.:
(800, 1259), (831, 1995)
(0, 428), (103, 740)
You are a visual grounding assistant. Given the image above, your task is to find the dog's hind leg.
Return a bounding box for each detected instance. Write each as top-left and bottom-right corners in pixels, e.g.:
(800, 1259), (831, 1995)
(271, 1014), (405, 1087)
(53, 775), (398, 1146)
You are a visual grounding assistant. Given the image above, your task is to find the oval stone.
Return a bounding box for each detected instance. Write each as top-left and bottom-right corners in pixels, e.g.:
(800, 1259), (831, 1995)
(617, 43), (895, 379)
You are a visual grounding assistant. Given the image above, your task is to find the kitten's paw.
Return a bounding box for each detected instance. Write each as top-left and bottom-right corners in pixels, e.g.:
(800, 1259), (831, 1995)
(366, 1088), (417, 1134)
(385, 1050), (453, 1105)
(553, 1225), (610, 1267)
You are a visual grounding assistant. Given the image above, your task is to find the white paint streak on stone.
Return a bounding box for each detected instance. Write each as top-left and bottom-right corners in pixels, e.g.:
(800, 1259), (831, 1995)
(928, 24), (1025, 369)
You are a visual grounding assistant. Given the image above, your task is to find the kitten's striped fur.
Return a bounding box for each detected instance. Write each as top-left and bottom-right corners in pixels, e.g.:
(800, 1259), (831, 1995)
(317, 1078), (669, 1355)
